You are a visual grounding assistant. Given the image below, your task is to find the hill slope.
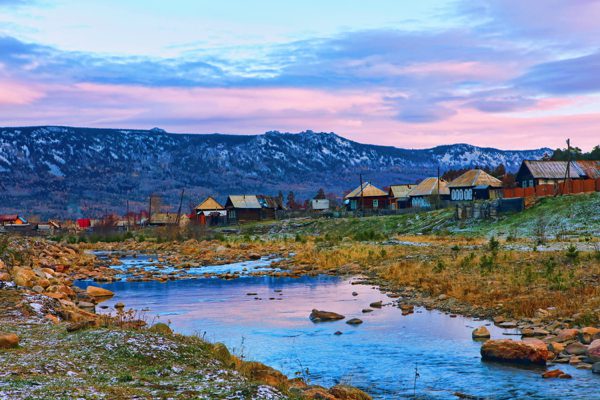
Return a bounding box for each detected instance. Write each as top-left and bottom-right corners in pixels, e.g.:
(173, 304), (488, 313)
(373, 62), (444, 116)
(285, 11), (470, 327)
(0, 126), (549, 217)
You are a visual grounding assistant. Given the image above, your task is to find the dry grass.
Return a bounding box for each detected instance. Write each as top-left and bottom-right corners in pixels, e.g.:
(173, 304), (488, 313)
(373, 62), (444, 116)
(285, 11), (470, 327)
(290, 237), (600, 322)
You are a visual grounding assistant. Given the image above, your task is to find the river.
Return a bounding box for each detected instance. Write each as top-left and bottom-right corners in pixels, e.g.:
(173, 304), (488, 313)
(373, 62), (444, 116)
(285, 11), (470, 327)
(75, 254), (599, 399)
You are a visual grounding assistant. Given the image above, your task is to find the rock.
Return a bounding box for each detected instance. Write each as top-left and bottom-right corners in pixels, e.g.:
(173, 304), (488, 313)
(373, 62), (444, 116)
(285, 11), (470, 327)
(334, 331), (343, 335)
(493, 316), (505, 324)
(587, 339), (600, 363)
(559, 373), (572, 379)
(114, 302), (125, 310)
(85, 286), (114, 298)
(369, 301), (382, 309)
(565, 342), (588, 356)
(472, 326), (491, 339)
(77, 301), (96, 312)
(542, 369), (565, 379)
(362, 308), (373, 313)
(32, 285), (44, 294)
(66, 321), (93, 332)
(549, 342), (565, 354)
(579, 327), (600, 344)
(302, 386), (337, 400)
(481, 339), (551, 365)
(212, 342), (234, 365)
(498, 321), (518, 329)
(399, 304), (414, 313)
(329, 384), (373, 400)
(556, 328), (579, 342)
(346, 318), (363, 325)
(438, 294), (448, 301)
(239, 361), (288, 388)
(246, 292), (258, 296)
(309, 309), (345, 322)
(0, 272), (11, 282)
(593, 362), (600, 374)
(0, 333), (19, 349)
(13, 267), (37, 287)
(148, 322), (172, 335)
(352, 292), (358, 296)
(45, 314), (59, 324)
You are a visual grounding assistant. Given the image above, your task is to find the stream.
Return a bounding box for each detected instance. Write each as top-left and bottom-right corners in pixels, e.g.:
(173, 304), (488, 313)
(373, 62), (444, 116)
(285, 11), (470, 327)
(75, 254), (599, 399)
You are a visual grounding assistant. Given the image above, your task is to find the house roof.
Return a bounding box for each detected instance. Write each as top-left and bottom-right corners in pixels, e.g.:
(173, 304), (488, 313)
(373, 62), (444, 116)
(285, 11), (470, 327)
(227, 195), (262, 209)
(389, 184), (414, 199)
(520, 160), (586, 179)
(344, 182), (388, 199)
(150, 213), (179, 224)
(0, 214), (19, 222)
(448, 169), (503, 188)
(408, 177), (449, 197)
(576, 160), (600, 179)
(194, 196), (224, 211)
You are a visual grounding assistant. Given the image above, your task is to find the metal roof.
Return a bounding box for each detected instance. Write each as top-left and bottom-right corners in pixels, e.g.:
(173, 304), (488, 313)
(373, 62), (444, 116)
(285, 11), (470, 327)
(345, 182), (388, 199)
(408, 177), (449, 197)
(521, 160), (586, 179)
(388, 184), (414, 199)
(576, 160), (600, 179)
(227, 195), (262, 209)
(448, 169), (503, 188)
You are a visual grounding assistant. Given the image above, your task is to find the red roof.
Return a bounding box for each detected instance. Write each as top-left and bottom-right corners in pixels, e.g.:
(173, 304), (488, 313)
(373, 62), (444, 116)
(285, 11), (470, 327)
(0, 214), (19, 222)
(77, 218), (91, 228)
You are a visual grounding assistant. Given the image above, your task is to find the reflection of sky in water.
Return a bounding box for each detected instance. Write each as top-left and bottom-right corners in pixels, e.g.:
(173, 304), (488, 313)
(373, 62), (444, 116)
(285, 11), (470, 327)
(92, 251), (280, 278)
(75, 276), (600, 399)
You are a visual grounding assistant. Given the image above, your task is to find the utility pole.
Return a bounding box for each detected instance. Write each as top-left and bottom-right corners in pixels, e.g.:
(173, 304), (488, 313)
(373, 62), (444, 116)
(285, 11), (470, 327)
(436, 164), (441, 209)
(359, 173), (364, 214)
(560, 138), (572, 196)
(176, 189), (185, 225)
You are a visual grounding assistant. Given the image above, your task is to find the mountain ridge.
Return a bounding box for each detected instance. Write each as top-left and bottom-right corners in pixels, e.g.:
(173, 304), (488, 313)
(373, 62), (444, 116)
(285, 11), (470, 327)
(0, 125), (550, 218)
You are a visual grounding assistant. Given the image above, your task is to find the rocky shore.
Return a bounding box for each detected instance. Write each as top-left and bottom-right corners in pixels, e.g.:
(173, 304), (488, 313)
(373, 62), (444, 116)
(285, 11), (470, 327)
(0, 236), (372, 400)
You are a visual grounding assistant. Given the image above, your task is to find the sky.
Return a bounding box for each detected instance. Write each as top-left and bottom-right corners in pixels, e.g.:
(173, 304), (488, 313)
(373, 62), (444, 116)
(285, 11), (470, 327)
(1, 0), (599, 150)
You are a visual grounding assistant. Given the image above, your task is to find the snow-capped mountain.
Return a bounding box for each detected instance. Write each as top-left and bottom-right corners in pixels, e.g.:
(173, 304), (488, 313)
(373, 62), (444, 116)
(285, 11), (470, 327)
(0, 126), (550, 217)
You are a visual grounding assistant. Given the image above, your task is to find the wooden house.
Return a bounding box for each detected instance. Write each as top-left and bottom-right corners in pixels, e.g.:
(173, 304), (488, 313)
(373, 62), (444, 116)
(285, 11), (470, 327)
(0, 214), (27, 226)
(407, 177), (449, 208)
(225, 195), (285, 223)
(516, 160), (600, 188)
(516, 160), (585, 188)
(448, 169), (503, 201)
(344, 182), (389, 211)
(388, 184), (414, 209)
(193, 196), (227, 226)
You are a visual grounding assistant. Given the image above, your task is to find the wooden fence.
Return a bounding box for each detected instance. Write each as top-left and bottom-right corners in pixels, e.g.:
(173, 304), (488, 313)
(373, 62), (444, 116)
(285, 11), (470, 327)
(503, 178), (600, 199)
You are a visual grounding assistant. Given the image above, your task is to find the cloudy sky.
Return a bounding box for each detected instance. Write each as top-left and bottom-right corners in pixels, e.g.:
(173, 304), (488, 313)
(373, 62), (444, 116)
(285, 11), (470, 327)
(1, 0), (599, 149)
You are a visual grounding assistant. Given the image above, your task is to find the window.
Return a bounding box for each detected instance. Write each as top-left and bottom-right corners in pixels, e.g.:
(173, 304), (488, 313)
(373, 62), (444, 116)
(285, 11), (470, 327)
(529, 180), (534, 187)
(350, 200), (357, 210)
(373, 199), (379, 208)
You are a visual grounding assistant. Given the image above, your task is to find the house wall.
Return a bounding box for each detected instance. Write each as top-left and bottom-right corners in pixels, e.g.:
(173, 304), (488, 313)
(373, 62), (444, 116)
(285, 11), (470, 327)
(346, 196), (390, 210)
(450, 188), (473, 201)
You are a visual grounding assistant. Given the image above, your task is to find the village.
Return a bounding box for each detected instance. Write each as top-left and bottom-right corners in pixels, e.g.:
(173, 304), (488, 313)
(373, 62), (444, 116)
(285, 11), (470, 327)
(1, 159), (599, 236)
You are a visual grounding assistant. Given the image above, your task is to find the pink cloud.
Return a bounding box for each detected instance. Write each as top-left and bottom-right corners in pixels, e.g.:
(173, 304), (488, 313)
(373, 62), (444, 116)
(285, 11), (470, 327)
(1, 81), (598, 151)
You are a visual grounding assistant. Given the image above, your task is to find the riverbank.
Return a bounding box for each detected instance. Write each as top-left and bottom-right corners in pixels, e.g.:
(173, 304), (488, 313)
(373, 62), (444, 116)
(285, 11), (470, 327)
(0, 236), (372, 400)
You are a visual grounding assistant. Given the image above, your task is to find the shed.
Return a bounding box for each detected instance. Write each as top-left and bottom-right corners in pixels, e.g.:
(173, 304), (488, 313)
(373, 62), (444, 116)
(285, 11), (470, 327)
(448, 169), (503, 201)
(407, 177), (449, 208)
(194, 196), (227, 225)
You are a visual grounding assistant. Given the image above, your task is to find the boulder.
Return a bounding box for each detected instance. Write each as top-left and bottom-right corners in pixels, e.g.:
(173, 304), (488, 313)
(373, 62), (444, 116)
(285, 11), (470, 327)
(472, 326), (491, 339)
(85, 286), (114, 298)
(346, 318), (363, 326)
(12, 267), (37, 287)
(302, 387), (337, 400)
(542, 369), (566, 379)
(0, 333), (19, 349)
(239, 361), (288, 388)
(556, 328), (579, 342)
(309, 309), (345, 322)
(580, 327), (600, 344)
(548, 342), (565, 354)
(329, 384), (372, 400)
(369, 301), (382, 309)
(565, 342), (588, 356)
(593, 362), (600, 374)
(587, 339), (600, 363)
(0, 272), (11, 282)
(481, 339), (551, 365)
